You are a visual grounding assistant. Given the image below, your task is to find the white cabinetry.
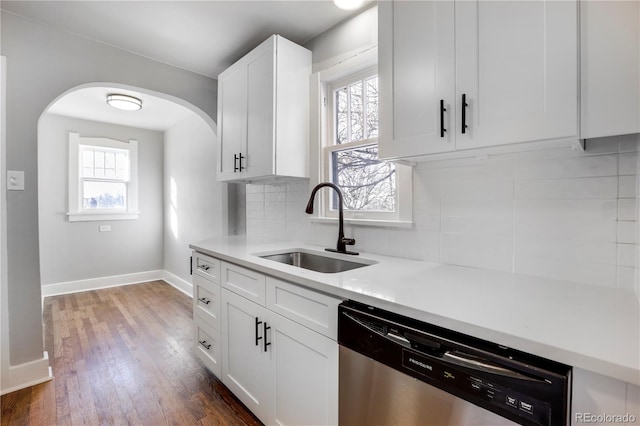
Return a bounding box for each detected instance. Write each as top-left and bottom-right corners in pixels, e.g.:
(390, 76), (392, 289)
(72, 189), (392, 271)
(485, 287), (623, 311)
(379, 0), (578, 160)
(192, 252), (222, 377)
(216, 35), (311, 182)
(195, 258), (340, 425)
(580, 1), (640, 139)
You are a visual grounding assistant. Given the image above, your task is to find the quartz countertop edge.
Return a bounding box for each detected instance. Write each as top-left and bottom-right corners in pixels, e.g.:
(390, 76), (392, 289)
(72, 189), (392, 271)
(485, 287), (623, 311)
(190, 235), (640, 386)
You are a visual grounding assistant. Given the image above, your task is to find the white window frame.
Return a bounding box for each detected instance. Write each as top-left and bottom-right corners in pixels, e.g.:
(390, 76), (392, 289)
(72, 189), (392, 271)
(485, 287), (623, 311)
(67, 132), (139, 222)
(313, 50), (412, 226)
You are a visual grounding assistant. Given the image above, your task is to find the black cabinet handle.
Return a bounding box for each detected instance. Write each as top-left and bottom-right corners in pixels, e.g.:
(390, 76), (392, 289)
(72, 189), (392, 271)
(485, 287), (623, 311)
(440, 99), (447, 138)
(263, 322), (271, 352)
(198, 297), (210, 305)
(255, 317), (262, 346)
(233, 154), (239, 172)
(239, 153), (245, 172)
(461, 94), (468, 134)
(199, 340), (211, 350)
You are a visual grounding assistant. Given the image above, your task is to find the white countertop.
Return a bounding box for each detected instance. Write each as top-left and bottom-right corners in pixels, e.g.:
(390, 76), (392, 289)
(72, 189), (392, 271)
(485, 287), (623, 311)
(190, 235), (640, 386)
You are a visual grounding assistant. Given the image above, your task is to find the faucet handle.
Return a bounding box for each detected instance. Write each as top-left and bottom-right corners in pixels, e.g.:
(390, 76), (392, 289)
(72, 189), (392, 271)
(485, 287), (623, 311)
(341, 237), (356, 246)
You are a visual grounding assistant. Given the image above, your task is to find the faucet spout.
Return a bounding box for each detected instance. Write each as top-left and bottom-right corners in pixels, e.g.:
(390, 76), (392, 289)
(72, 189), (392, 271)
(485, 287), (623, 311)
(305, 182), (358, 255)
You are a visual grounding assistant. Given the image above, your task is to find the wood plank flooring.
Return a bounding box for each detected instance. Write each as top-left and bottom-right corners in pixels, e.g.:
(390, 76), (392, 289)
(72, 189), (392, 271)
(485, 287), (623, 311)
(1, 281), (261, 426)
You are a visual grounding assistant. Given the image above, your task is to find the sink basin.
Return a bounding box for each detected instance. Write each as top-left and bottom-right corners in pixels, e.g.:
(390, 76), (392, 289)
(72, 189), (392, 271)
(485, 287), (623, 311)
(257, 249), (376, 273)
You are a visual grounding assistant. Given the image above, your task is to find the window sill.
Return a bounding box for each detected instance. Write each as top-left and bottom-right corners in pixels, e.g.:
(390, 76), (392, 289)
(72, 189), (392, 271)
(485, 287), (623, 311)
(309, 216), (413, 229)
(67, 212), (140, 222)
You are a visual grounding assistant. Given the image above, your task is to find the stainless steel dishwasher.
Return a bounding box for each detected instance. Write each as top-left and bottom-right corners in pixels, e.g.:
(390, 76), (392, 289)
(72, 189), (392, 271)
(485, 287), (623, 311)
(338, 300), (571, 426)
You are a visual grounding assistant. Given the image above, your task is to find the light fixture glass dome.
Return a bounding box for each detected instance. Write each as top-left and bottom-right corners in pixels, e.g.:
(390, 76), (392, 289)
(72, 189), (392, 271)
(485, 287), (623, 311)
(106, 94), (143, 111)
(333, 0), (364, 10)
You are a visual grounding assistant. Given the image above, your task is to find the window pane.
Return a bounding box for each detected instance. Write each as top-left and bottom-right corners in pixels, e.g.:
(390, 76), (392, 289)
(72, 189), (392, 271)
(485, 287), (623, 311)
(94, 151), (105, 178)
(349, 81), (363, 141)
(335, 88), (348, 144)
(330, 145), (396, 212)
(82, 150), (94, 177)
(365, 77), (378, 138)
(83, 181), (126, 209)
(116, 153), (128, 179)
(104, 152), (116, 178)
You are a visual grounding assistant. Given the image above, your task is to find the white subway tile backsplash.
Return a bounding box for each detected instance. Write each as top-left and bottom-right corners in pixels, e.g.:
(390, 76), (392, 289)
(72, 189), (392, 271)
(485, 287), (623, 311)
(442, 216), (512, 236)
(619, 152), (639, 175)
(515, 198), (618, 221)
(514, 217), (617, 242)
(441, 248), (513, 272)
(618, 199), (637, 221)
(515, 177), (617, 200)
(617, 266), (636, 289)
(617, 221), (637, 244)
(246, 136), (639, 289)
(619, 176), (637, 198)
(515, 256), (617, 287)
(617, 243), (637, 267)
(515, 154), (617, 180)
(516, 238), (617, 264)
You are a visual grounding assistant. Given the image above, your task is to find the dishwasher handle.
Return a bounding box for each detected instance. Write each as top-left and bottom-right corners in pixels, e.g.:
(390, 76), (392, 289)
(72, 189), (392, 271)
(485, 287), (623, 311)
(442, 351), (547, 383)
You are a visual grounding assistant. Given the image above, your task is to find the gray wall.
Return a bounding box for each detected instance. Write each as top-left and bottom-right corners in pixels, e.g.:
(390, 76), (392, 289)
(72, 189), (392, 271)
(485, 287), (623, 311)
(164, 114), (226, 284)
(1, 10), (217, 366)
(38, 114), (164, 285)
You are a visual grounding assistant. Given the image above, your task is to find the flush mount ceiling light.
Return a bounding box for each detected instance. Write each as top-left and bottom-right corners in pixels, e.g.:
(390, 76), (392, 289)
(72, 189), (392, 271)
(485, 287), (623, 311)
(333, 0), (364, 10)
(106, 94), (143, 111)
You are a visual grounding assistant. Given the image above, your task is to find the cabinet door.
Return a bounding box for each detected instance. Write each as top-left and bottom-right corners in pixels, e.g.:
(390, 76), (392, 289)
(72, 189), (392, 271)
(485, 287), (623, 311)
(266, 311), (338, 426)
(220, 289), (269, 423)
(455, 0), (578, 149)
(581, 0), (640, 139)
(379, 0), (455, 160)
(217, 63), (247, 181)
(244, 38), (276, 179)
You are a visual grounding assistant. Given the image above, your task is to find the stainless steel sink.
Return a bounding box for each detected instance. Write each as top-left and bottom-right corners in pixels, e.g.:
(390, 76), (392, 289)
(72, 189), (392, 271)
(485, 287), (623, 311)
(257, 249), (376, 273)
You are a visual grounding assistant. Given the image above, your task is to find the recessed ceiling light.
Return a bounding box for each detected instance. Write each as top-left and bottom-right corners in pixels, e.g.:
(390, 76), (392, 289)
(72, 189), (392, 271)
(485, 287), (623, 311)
(106, 94), (143, 111)
(333, 0), (364, 10)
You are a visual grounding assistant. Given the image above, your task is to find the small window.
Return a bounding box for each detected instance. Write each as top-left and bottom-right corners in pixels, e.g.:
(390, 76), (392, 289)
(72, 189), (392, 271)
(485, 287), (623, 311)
(322, 67), (411, 222)
(68, 132), (139, 221)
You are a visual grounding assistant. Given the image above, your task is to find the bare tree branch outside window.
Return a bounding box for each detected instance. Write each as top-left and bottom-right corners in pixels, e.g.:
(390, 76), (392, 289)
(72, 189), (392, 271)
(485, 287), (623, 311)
(331, 75), (396, 212)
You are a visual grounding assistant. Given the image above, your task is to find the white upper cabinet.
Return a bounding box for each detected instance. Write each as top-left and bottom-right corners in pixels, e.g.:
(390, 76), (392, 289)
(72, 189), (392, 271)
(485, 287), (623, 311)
(217, 35), (311, 182)
(455, 0), (578, 149)
(379, 0), (579, 160)
(378, 0), (455, 158)
(580, 1), (640, 139)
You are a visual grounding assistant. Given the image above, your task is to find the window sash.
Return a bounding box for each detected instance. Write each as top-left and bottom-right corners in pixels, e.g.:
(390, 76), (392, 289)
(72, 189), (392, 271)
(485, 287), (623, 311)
(324, 67), (400, 220)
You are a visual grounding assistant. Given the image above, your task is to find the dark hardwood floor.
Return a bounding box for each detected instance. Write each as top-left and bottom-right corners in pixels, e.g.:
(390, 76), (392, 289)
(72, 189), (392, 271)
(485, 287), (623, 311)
(1, 281), (261, 426)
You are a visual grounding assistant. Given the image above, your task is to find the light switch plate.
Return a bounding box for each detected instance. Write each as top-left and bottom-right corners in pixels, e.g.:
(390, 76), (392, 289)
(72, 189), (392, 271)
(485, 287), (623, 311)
(7, 171), (24, 191)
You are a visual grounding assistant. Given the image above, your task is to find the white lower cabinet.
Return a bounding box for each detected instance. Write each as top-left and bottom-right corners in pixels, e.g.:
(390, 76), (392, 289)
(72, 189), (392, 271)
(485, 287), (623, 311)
(195, 257), (340, 426)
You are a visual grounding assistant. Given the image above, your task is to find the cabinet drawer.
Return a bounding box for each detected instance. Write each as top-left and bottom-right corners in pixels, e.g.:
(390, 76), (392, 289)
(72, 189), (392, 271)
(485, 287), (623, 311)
(266, 277), (342, 340)
(195, 317), (222, 378)
(193, 274), (220, 331)
(221, 261), (266, 305)
(193, 252), (221, 283)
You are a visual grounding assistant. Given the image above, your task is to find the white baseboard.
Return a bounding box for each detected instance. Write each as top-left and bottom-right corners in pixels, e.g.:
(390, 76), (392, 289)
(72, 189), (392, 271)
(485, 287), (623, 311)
(41, 270), (165, 297)
(162, 271), (193, 297)
(1, 351), (53, 396)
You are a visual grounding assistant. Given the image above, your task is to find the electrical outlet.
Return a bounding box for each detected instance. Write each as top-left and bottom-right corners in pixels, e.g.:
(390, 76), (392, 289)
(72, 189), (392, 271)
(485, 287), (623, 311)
(7, 171), (24, 191)
(99, 225), (111, 232)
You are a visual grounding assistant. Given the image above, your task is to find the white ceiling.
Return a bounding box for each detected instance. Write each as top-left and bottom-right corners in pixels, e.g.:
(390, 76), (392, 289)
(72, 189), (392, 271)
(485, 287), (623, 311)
(3, 1), (367, 129)
(1, 0), (363, 78)
(47, 86), (195, 131)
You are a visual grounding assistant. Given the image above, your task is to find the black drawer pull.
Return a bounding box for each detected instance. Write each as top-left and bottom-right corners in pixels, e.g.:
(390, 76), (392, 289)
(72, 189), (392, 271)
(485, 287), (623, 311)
(462, 93), (468, 134)
(255, 317), (263, 346)
(264, 322), (271, 352)
(198, 264), (210, 271)
(199, 340), (211, 350)
(440, 99), (446, 138)
(233, 154), (239, 172)
(198, 297), (211, 305)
